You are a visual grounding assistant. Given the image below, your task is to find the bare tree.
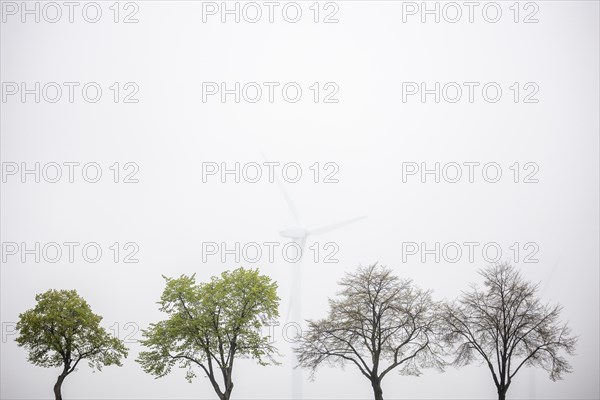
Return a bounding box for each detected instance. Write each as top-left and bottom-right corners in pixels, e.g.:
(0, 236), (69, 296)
(443, 263), (577, 400)
(294, 264), (445, 400)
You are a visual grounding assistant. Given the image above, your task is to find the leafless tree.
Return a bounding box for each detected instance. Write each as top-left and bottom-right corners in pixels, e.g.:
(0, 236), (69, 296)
(443, 263), (577, 400)
(294, 264), (445, 400)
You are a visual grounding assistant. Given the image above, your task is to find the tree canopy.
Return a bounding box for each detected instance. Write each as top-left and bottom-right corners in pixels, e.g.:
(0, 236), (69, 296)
(294, 264), (445, 400)
(137, 267), (280, 400)
(442, 263), (578, 400)
(16, 289), (128, 400)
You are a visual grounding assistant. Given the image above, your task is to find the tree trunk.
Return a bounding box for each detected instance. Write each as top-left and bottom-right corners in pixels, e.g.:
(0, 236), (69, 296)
(497, 386), (507, 400)
(371, 378), (384, 400)
(223, 377), (233, 400)
(53, 373), (67, 400)
(216, 371), (233, 400)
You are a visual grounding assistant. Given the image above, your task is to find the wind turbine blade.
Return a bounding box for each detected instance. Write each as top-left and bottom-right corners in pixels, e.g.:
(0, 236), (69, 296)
(308, 215), (367, 236)
(298, 236), (307, 258)
(541, 257), (560, 294)
(260, 151), (301, 224)
(277, 180), (301, 225)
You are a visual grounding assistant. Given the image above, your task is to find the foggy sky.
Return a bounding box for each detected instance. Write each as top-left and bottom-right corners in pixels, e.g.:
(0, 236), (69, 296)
(1, 1), (599, 399)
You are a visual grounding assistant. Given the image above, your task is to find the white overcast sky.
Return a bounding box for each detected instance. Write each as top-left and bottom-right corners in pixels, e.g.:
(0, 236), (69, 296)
(1, 1), (599, 399)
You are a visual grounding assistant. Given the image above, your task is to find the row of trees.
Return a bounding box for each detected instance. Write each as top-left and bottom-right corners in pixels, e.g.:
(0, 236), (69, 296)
(296, 264), (577, 400)
(15, 264), (577, 400)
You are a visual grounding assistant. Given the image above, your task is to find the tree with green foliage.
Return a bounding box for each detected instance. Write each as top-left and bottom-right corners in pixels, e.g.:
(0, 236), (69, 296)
(137, 268), (280, 400)
(15, 289), (128, 400)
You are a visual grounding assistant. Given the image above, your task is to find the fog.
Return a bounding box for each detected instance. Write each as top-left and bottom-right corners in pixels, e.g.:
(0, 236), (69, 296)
(1, 1), (598, 399)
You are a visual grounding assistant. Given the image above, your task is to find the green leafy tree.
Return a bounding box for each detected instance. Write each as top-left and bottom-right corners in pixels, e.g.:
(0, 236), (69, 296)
(15, 289), (128, 400)
(137, 267), (280, 400)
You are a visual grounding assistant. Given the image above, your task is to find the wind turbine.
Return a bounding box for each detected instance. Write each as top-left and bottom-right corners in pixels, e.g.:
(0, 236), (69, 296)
(266, 154), (366, 399)
(277, 188), (366, 323)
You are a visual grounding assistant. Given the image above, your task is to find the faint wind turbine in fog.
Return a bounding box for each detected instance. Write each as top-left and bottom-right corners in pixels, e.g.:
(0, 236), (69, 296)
(263, 152), (366, 399)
